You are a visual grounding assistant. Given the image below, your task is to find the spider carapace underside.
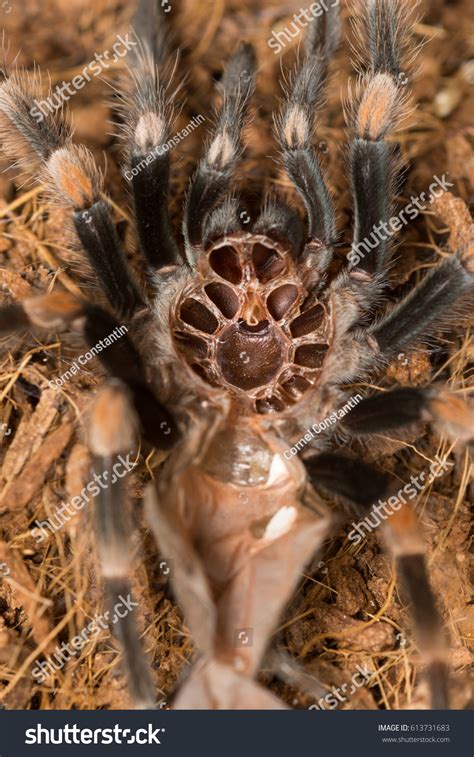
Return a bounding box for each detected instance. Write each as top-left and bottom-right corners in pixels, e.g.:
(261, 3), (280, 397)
(173, 232), (333, 413)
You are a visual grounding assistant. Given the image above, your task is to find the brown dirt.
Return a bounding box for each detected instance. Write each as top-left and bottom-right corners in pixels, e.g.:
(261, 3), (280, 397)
(0, 0), (472, 711)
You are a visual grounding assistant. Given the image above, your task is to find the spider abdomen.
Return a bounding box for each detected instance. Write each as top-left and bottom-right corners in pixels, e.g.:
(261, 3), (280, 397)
(172, 233), (334, 414)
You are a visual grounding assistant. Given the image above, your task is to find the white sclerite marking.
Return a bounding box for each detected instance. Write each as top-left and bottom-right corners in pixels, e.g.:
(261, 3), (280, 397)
(284, 105), (309, 148)
(135, 112), (166, 151)
(264, 506), (297, 541)
(267, 453), (289, 487)
(208, 131), (234, 167)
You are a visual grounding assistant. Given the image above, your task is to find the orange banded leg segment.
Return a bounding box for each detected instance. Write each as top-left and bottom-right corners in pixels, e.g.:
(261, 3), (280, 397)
(305, 453), (450, 709)
(0, 292), (179, 449)
(347, 0), (414, 281)
(382, 504), (448, 710)
(89, 384), (156, 709)
(0, 74), (143, 317)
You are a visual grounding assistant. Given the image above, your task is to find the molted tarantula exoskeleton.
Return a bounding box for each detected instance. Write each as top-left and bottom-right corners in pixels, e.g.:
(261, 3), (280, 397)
(0, 0), (473, 710)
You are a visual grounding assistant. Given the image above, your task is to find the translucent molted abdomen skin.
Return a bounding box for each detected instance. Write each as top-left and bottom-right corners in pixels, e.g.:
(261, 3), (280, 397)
(172, 232), (334, 414)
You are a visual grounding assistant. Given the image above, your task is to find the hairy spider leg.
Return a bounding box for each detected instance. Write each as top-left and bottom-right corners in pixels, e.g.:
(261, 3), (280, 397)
(275, 0), (340, 280)
(183, 42), (257, 260)
(346, 0), (412, 291)
(0, 293), (179, 449)
(90, 384), (157, 709)
(0, 73), (143, 318)
(122, 0), (181, 269)
(305, 452), (449, 709)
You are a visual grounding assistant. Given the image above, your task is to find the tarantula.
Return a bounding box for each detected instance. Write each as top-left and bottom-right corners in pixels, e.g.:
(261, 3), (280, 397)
(0, 0), (472, 710)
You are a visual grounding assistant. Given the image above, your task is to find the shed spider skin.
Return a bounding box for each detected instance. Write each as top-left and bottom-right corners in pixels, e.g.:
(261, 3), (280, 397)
(0, 0), (473, 710)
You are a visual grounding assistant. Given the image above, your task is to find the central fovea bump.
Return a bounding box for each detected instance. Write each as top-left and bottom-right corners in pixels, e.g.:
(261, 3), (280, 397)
(216, 320), (286, 390)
